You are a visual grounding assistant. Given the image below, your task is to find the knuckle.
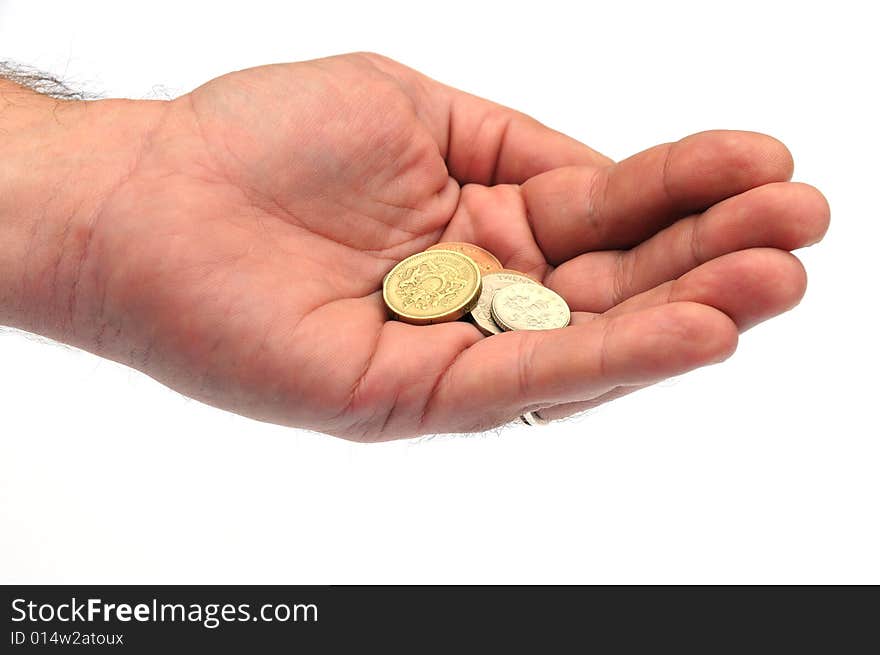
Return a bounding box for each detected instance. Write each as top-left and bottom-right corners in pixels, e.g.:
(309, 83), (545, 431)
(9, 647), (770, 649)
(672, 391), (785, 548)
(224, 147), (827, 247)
(514, 334), (542, 401)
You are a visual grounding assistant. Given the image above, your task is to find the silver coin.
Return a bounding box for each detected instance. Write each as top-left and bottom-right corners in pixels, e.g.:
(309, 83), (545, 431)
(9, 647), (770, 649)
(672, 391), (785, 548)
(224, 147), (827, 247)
(470, 271), (540, 335)
(490, 283), (571, 331)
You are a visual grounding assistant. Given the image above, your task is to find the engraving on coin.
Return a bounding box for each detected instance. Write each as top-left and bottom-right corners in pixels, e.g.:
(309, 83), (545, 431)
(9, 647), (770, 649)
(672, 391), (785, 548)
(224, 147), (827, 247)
(383, 250), (482, 325)
(490, 283), (571, 331)
(426, 242), (503, 275)
(499, 268), (541, 282)
(470, 271), (540, 336)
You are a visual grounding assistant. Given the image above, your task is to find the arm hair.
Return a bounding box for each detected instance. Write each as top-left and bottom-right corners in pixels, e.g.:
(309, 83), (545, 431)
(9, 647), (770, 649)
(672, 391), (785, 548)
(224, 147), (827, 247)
(0, 61), (91, 99)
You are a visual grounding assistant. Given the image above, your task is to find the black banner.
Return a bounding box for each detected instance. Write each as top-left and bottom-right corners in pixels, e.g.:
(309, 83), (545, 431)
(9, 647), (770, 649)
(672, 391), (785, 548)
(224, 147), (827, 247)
(1, 586), (876, 652)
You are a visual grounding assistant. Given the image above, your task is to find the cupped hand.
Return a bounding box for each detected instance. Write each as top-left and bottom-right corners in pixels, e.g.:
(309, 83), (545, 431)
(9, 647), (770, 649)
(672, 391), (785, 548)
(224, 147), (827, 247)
(57, 53), (829, 440)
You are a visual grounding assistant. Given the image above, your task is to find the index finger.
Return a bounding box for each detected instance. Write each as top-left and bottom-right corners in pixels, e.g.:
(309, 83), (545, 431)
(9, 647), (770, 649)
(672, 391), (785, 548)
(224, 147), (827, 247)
(359, 52), (613, 184)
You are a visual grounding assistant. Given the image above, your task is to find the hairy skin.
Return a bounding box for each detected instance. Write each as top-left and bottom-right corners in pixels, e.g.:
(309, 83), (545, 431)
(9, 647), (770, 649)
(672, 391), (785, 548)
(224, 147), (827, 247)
(0, 53), (829, 440)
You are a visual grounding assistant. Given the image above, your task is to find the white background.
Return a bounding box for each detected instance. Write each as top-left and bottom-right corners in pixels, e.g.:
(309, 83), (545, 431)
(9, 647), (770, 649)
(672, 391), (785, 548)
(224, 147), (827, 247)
(1, 0), (877, 583)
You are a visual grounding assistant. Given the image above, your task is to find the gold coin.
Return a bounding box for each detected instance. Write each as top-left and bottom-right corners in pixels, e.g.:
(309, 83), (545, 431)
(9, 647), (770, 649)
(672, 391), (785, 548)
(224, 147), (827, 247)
(490, 283), (571, 331)
(426, 242), (503, 275)
(470, 271), (540, 336)
(383, 250), (482, 325)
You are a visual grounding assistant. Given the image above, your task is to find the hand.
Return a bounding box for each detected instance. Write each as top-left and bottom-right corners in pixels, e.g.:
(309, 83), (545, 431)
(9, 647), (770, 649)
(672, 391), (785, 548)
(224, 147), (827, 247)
(0, 53), (829, 440)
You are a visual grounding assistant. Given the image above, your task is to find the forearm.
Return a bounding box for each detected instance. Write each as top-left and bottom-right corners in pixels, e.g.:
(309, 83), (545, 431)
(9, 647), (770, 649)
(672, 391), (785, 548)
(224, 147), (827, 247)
(0, 76), (163, 344)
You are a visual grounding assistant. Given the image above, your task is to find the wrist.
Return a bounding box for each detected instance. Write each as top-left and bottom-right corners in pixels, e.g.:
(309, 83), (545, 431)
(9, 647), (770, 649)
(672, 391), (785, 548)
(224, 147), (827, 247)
(0, 79), (166, 343)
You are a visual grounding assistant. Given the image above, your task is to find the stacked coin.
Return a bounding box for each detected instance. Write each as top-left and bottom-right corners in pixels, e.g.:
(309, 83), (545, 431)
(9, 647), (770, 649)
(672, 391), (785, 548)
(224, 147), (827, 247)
(383, 242), (570, 333)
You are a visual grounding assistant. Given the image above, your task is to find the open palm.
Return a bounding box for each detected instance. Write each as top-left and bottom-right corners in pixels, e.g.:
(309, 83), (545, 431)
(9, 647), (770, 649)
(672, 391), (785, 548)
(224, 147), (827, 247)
(80, 53), (828, 440)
